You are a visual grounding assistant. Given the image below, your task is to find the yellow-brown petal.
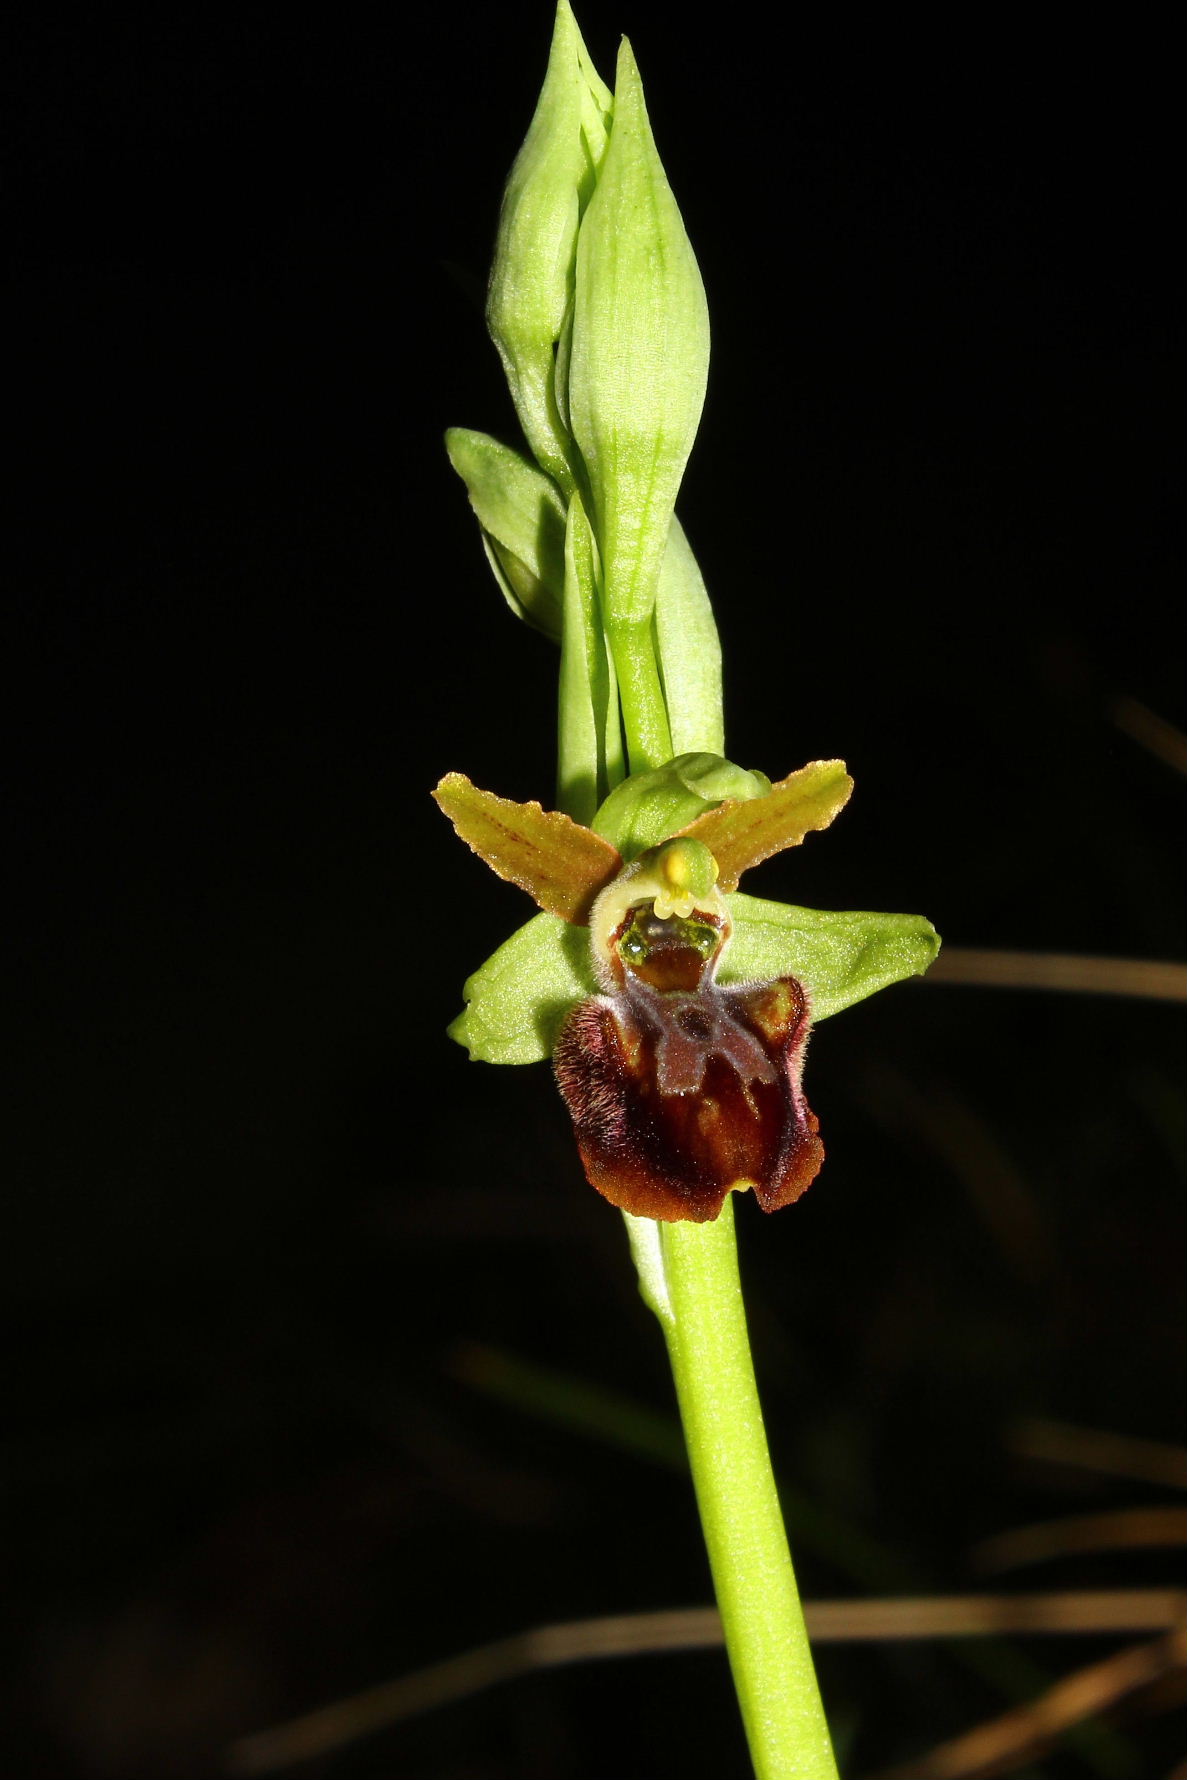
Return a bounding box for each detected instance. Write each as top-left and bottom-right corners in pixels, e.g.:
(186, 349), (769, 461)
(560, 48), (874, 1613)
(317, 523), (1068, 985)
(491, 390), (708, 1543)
(675, 759), (853, 890)
(433, 772), (623, 923)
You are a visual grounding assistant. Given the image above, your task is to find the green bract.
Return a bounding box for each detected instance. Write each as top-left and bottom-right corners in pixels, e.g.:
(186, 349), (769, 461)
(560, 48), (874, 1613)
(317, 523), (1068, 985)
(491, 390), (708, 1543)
(656, 519), (725, 756)
(567, 41), (711, 769)
(445, 429), (566, 640)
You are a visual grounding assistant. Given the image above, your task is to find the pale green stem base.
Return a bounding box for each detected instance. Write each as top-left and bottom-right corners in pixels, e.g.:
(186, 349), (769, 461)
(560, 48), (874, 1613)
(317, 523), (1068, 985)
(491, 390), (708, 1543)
(638, 1197), (839, 1780)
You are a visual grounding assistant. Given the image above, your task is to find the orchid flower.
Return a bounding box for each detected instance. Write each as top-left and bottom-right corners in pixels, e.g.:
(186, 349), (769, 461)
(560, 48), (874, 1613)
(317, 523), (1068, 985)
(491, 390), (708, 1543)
(435, 760), (937, 1223)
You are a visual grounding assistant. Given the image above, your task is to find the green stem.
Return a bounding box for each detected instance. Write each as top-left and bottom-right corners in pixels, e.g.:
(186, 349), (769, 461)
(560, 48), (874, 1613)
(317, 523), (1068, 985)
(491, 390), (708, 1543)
(656, 1198), (839, 1780)
(556, 450), (832, 1775)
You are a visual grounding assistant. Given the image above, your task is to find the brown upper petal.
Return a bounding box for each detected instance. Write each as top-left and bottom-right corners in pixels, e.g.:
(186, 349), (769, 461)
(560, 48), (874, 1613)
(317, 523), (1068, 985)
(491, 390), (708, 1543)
(675, 759), (853, 890)
(433, 773), (622, 922)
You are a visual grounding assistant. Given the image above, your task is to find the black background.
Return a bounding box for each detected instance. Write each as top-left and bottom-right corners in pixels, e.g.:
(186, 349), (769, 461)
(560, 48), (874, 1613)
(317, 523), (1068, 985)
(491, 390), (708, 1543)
(7, 6), (1184, 1776)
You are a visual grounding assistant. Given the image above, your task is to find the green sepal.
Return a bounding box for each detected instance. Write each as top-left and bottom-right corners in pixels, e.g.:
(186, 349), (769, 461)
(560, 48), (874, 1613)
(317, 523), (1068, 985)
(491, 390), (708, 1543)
(486, 1), (612, 488)
(721, 893), (942, 1021)
(591, 753), (770, 858)
(445, 429), (567, 641)
(449, 894), (940, 1064)
(448, 912), (596, 1064)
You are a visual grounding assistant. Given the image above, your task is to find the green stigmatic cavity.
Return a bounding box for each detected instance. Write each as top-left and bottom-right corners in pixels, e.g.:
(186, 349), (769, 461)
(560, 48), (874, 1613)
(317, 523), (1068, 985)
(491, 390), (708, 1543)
(611, 903), (728, 994)
(619, 907), (722, 966)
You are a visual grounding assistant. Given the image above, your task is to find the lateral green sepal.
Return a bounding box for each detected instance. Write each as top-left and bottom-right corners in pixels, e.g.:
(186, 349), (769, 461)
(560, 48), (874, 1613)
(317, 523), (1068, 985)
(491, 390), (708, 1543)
(448, 893), (940, 1065)
(721, 894), (942, 1021)
(448, 912), (596, 1064)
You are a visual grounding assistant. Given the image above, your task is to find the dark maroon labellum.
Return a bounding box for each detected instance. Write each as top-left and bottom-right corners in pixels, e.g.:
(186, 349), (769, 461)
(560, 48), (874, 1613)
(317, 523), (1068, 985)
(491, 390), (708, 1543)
(554, 903), (824, 1223)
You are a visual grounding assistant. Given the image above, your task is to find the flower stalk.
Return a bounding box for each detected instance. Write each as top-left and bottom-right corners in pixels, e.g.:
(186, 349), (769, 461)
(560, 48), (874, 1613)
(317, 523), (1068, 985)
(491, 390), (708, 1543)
(659, 1201), (838, 1778)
